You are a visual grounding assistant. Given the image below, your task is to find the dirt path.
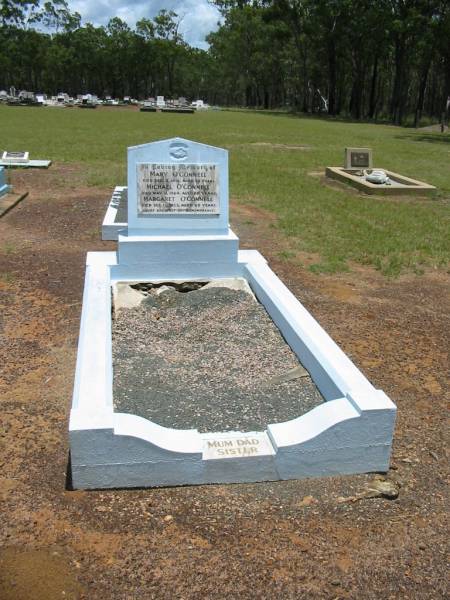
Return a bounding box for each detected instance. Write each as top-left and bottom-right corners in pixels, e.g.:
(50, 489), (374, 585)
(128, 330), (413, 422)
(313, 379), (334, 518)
(0, 166), (448, 599)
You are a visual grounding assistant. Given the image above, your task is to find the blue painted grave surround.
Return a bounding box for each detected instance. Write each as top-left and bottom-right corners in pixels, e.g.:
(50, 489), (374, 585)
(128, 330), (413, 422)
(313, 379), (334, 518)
(70, 137), (397, 489)
(0, 167), (11, 196)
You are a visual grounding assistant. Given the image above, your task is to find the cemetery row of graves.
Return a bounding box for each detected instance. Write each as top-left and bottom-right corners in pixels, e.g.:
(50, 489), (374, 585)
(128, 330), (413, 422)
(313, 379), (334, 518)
(1, 88), (210, 112)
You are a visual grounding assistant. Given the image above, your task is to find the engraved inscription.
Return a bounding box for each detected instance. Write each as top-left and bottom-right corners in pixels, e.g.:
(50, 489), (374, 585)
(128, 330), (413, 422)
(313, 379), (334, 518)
(202, 432), (275, 460)
(351, 152), (370, 168)
(137, 163), (219, 215)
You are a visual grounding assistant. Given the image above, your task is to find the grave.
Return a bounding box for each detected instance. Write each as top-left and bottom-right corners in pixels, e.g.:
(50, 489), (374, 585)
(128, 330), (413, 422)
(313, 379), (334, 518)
(0, 151), (51, 169)
(326, 148), (435, 195)
(140, 100), (156, 112)
(0, 166), (11, 196)
(102, 186), (127, 240)
(71, 137), (396, 489)
(79, 94), (97, 108)
(0, 166), (28, 218)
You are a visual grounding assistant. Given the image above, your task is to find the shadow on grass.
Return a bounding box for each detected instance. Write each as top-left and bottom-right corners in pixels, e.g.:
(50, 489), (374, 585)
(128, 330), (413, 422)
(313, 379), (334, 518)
(395, 133), (450, 144)
(224, 108), (401, 127)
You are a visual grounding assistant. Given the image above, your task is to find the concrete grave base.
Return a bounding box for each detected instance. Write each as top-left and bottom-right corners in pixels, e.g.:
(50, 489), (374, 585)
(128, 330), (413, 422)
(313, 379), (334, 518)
(70, 248), (396, 489)
(325, 166), (436, 195)
(0, 159), (52, 168)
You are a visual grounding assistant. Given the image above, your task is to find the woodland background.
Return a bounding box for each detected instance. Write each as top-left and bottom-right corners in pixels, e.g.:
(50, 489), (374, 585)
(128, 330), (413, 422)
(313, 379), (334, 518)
(1, 0), (449, 125)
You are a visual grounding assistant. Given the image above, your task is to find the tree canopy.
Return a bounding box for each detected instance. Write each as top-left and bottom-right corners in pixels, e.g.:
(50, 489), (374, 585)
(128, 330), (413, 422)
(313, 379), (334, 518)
(0, 0), (449, 124)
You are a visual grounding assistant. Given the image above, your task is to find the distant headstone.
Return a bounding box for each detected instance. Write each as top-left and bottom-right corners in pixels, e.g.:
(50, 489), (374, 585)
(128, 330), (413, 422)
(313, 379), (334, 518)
(0, 166), (11, 196)
(156, 95), (165, 108)
(127, 137), (229, 234)
(2, 151), (29, 164)
(345, 147), (372, 169)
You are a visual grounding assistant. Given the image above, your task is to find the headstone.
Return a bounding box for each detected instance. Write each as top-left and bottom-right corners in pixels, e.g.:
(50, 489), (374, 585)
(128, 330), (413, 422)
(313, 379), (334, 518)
(156, 95), (165, 108)
(2, 151), (30, 165)
(344, 147), (373, 169)
(127, 138), (229, 234)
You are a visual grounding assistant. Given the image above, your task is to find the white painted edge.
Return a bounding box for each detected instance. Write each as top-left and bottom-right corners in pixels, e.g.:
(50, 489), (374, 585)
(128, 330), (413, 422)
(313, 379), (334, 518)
(120, 230), (239, 243)
(242, 257), (396, 409)
(70, 247), (396, 462)
(102, 186), (127, 240)
(0, 160), (51, 168)
(114, 413), (202, 454)
(268, 398), (358, 449)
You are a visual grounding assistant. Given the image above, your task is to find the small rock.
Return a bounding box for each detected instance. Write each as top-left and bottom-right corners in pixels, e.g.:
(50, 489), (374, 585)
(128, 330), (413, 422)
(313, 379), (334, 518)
(367, 478), (399, 499)
(163, 515), (173, 522)
(299, 495), (317, 506)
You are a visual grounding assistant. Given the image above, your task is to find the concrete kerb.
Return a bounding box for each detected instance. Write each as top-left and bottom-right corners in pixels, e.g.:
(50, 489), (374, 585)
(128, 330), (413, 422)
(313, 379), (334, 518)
(69, 249), (396, 489)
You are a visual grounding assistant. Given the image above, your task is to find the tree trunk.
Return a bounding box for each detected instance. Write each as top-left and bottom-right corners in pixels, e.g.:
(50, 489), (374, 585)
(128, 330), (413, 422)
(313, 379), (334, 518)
(390, 36), (407, 125)
(327, 38), (337, 115)
(368, 54), (379, 119)
(414, 58), (431, 127)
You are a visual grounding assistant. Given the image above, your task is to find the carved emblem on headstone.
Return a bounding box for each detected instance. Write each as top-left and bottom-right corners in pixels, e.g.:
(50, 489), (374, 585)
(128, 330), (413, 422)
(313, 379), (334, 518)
(169, 141), (188, 160)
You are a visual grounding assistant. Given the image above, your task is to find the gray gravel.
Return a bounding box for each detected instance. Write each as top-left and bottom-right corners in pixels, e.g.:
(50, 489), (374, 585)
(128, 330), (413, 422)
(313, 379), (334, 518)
(112, 285), (324, 432)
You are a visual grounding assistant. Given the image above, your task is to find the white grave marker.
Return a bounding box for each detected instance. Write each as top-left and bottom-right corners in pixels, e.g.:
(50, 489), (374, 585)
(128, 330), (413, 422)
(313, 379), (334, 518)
(127, 138), (229, 234)
(2, 151), (29, 164)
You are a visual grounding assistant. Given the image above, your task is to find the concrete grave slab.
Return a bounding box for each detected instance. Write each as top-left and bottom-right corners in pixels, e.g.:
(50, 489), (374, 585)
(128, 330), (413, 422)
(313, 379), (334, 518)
(325, 166), (436, 195)
(0, 150), (51, 169)
(71, 137), (397, 489)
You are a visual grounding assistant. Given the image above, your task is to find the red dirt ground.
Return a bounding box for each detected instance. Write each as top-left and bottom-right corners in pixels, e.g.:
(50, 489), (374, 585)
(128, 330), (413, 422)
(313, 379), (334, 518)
(0, 165), (448, 599)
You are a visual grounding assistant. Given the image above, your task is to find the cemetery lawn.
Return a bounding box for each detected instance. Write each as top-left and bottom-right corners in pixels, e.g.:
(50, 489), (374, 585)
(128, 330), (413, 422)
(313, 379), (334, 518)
(1, 104), (449, 276)
(0, 107), (449, 599)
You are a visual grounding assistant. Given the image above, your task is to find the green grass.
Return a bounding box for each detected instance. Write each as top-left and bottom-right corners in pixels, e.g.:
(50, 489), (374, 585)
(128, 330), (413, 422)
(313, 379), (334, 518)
(1, 105), (449, 275)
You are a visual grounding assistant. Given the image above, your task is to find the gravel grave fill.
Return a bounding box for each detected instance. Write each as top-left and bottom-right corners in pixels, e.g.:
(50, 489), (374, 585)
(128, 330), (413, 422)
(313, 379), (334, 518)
(112, 284), (324, 432)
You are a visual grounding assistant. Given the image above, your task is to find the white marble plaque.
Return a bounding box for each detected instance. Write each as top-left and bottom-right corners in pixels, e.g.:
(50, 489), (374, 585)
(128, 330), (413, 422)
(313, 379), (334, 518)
(137, 163), (219, 215)
(2, 151), (29, 164)
(202, 432), (275, 460)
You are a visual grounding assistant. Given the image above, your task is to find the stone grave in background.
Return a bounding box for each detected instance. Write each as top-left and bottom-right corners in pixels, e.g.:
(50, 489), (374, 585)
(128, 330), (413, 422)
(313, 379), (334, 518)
(326, 147), (435, 195)
(1, 150), (51, 169)
(0, 165), (28, 218)
(70, 137), (397, 489)
(344, 147), (373, 169)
